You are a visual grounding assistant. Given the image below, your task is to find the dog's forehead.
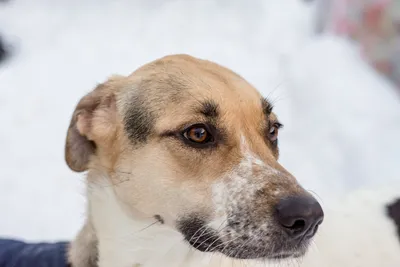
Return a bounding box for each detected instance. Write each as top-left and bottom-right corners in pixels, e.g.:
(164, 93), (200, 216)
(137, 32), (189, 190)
(130, 55), (265, 113)
(121, 55), (271, 142)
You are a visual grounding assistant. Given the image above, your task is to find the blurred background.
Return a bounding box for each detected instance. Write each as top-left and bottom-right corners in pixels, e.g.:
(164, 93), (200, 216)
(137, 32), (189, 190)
(0, 0), (399, 242)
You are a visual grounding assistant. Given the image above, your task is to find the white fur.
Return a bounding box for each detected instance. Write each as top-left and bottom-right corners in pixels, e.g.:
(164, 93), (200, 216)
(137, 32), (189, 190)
(88, 173), (274, 267)
(207, 135), (279, 242)
(89, 173), (400, 267)
(88, 137), (400, 267)
(87, 136), (293, 267)
(302, 185), (400, 267)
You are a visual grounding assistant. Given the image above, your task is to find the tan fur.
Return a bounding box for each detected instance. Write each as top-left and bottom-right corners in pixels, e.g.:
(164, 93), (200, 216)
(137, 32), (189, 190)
(66, 54), (316, 267)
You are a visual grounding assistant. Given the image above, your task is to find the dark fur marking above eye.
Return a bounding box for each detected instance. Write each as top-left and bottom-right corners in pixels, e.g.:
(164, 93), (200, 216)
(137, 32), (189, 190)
(272, 121), (283, 129)
(261, 97), (274, 117)
(200, 100), (219, 119)
(124, 95), (155, 143)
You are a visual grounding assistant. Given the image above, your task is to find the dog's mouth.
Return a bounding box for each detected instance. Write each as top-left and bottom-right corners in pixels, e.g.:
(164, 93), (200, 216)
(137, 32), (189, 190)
(178, 217), (311, 260)
(184, 230), (309, 260)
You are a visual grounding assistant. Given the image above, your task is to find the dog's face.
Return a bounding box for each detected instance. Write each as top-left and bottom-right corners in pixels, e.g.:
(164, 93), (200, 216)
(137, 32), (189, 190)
(65, 55), (323, 260)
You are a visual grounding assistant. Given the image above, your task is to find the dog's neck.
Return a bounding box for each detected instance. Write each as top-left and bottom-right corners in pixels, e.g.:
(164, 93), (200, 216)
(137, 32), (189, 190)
(75, 173), (277, 267)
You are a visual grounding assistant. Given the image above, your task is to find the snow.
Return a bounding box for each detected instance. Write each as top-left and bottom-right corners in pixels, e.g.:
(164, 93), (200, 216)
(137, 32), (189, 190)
(0, 0), (399, 247)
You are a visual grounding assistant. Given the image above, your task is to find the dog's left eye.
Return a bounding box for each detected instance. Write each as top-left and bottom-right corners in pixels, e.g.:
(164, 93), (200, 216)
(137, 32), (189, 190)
(268, 122), (282, 142)
(183, 124), (214, 145)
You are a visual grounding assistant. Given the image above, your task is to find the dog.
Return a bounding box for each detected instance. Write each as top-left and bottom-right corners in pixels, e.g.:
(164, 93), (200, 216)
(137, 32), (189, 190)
(66, 54), (324, 267)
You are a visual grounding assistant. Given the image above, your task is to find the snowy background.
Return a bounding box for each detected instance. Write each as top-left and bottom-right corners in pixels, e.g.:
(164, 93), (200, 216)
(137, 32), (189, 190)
(0, 0), (399, 242)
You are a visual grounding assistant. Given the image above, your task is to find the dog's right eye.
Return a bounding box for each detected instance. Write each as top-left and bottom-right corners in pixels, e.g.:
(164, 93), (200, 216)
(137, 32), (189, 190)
(182, 124), (215, 147)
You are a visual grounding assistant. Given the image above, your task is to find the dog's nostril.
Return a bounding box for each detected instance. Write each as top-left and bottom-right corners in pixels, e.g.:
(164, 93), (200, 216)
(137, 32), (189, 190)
(275, 196), (324, 239)
(279, 216), (307, 235)
(288, 219), (306, 231)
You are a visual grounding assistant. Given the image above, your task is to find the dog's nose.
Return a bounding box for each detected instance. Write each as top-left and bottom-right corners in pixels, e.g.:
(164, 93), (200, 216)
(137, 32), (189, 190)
(275, 196), (324, 239)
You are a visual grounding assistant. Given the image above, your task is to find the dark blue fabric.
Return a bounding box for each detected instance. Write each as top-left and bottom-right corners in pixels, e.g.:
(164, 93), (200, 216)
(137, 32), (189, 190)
(0, 239), (69, 267)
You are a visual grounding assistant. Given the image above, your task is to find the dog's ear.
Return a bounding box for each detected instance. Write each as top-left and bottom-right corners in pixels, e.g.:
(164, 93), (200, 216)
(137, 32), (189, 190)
(65, 77), (121, 172)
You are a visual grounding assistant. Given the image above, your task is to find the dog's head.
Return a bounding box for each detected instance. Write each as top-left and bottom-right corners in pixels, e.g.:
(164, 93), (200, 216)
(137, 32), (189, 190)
(65, 55), (323, 260)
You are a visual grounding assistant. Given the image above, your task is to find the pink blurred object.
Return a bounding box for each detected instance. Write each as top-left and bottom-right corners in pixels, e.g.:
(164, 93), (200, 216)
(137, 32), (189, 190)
(317, 0), (400, 88)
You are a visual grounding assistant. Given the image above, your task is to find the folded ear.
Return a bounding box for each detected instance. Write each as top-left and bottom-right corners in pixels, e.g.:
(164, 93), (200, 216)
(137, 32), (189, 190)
(65, 78), (120, 172)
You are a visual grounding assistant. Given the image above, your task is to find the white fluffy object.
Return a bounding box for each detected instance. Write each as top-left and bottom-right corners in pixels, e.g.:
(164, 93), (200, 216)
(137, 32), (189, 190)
(302, 185), (400, 267)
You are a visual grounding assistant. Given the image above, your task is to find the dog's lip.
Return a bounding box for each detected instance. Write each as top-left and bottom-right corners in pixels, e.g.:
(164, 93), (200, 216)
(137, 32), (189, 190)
(269, 250), (305, 260)
(215, 236), (309, 260)
(179, 217), (310, 259)
(186, 238), (306, 260)
(186, 241), (298, 260)
(182, 229), (309, 259)
(270, 253), (294, 260)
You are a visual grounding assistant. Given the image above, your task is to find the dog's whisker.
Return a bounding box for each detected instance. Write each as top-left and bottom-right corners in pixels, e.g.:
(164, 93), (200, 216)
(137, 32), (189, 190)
(200, 225), (231, 252)
(265, 80), (285, 101)
(199, 221), (230, 253)
(192, 226), (211, 248)
(188, 224), (209, 244)
(137, 220), (160, 232)
(204, 219), (231, 265)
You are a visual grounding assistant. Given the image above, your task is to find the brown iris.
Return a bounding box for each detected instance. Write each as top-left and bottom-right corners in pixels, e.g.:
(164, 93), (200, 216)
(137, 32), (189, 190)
(185, 126), (209, 143)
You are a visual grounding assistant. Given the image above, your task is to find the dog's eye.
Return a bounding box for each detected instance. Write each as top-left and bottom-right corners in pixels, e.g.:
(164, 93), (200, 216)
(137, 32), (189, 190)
(268, 123), (281, 142)
(183, 124), (213, 144)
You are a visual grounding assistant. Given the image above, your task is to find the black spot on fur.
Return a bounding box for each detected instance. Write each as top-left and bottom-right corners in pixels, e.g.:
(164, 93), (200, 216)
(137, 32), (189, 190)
(124, 95), (155, 143)
(387, 198), (400, 242)
(154, 214), (164, 224)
